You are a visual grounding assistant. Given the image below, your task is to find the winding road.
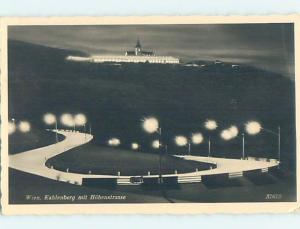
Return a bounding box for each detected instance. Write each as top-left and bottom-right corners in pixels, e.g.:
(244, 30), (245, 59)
(9, 130), (279, 186)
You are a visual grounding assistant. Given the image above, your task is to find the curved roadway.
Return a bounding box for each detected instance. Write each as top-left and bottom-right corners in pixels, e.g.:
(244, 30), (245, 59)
(9, 130), (279, 185)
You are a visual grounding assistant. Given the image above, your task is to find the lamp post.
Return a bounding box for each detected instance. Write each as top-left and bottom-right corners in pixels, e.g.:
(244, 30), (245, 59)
(8, 119), (16, 135)
(55, 120), (58, 142)
(141, 117), (163, 182)
(60, 113), (74, 131)
(262, 126), (281, 163)
(204, 119), (218, 157)
(208, 138), (211, 157)
(157, 127), (162, 183)
(43, 113), (58, 142)
(74, 113), (87, 139)
(165, 144), (168, 154)
(18, 121), (31, 133)
(174, 135), (188, 155)
(174, 133), (203, 155)
(190, 132), (204, 155)
(131, 142), (139, 150)
(108, 138), (121, 146)
(242, 133), (245, 159)
(220, 125), (239, 158)
(245, 121), (281, 164)
(278, 126), (281, 164)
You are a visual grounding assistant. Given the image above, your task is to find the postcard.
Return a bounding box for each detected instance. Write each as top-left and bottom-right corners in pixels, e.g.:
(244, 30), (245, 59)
(1, 15), (299, 214)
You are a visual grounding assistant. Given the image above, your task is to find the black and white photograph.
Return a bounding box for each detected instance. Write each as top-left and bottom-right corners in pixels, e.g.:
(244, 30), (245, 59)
(1, 16), (299, 214)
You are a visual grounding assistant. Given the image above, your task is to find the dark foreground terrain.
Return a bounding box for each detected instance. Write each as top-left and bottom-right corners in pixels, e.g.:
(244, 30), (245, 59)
(9, 168), (296, 204)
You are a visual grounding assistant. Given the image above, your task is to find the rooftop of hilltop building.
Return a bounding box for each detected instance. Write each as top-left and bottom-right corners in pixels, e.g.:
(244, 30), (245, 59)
(125, 38), (155, 57)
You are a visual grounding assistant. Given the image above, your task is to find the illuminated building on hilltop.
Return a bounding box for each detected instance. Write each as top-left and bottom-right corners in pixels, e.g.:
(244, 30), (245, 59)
(67, 39), (180, 64)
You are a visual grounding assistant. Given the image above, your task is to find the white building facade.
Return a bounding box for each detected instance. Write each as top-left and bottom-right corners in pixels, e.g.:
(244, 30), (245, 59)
(66, 39), (180, 64)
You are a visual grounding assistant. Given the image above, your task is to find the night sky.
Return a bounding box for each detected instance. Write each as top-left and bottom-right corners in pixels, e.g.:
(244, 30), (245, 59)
(8, 23), (294, 79)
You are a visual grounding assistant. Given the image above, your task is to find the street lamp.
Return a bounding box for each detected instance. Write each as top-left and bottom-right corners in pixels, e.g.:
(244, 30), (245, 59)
(174, 135), (189, 155)
(220, 129), (232, 141)
(74, 114), (87, 130)
(60, 113), (74, 130)
(152, 139), (160, 149)
(108, 138), (121, 146)
(243, 121), (262, 160)
(204, 119), (218, 157)
(89, 123), (92, 135)
(245, 121), (261, 135)
(220, 125), (239, 141)
(242, 133), (245, 160)
(142, 117), (160, 134)
(131, 142), (139, 150)
(175, 135), (188, 146)
(191, 132), (204, 144)
(174, 134), (203, 155)
(18, 121), (31, 133)
(245, 121), (281, 163)
(43, 113), (58, 142)
(186, 132), (204, 155)
(164, 144), (168, 154)
(8, 121), (16, 135)
(228, 125), (239, 138)
(205, 119), (218, 130)
(220, 125), (241, 158)
(74, 113), (87, 139)
(141, 117), (163, 182)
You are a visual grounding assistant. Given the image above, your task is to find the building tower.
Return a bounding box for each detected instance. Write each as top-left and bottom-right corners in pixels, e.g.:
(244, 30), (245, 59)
(135, 38), (142, 56)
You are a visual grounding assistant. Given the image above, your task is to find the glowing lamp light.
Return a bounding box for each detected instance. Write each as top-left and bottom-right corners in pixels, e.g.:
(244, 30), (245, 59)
(8, 122), (16, 135)
(220, 129), (233, 141)
(152, 140), (160, 149)
(229, 125), (239, 138)
(142, 117), (159, 134)
(60, 113), (74, 127)
(19, 121), (31, 133)
(245, 121), (262, 135)
(108, 138), (121, 146)
(43, 113), (56, 125)
(131, 143), (139, 150)
(205, 119), (218, 130)
(191, 133), (203, 144)
(175, 135), (188, 146)
(74, 113), (87, 126)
